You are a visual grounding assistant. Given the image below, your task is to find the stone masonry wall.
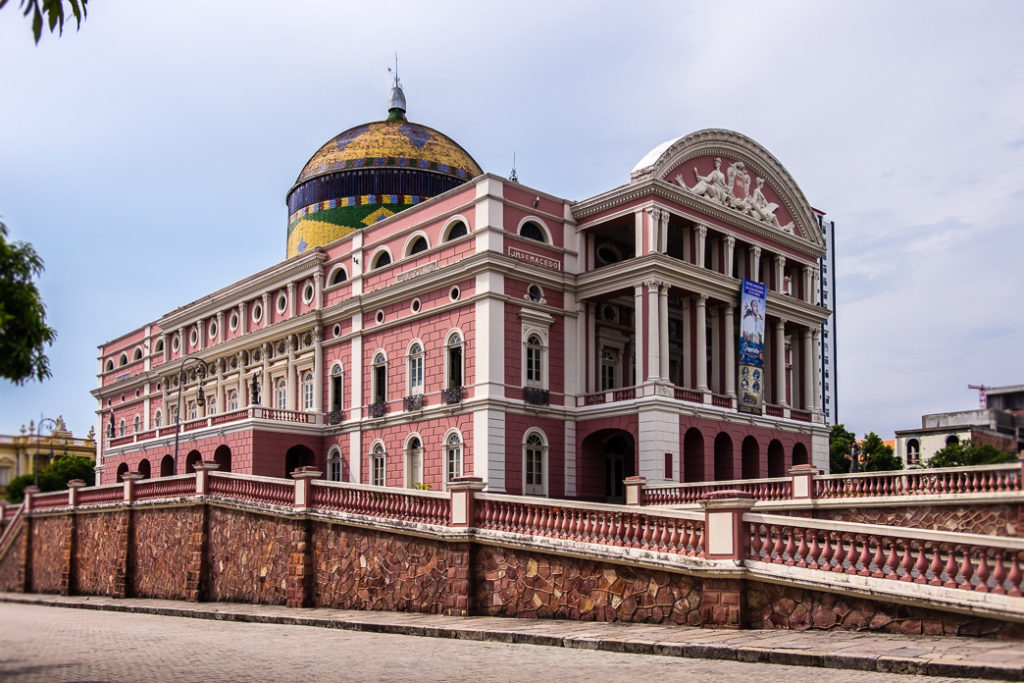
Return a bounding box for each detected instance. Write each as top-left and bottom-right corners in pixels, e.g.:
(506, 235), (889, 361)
(131, 507), (200, 599)
(0, 523), (25, 592)
(747, 581), (1024, 639)
(471, 545), (709, 626)
(310, 522), (466, 614)
(74, 511), (129, 597)
(29, 516), (65, 593)
(206, 506), (293, 605)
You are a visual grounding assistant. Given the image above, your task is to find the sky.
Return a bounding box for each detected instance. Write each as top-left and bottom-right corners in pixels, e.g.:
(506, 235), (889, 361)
(1, 0), (1022, 441)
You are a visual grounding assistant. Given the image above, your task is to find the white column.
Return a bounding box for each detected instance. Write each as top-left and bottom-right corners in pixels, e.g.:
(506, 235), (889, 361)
(709, 306), (720, 393)
(286, 336), (296, 409)
(812, 329), (821, 410)
(812, 266), (821, 305)
(803, 327), (814, 410)
(215, 359), (224, 414)
(695, 224), (707, 268)
(724, 303), (735, 397)
(586, 302), (597, 392)
(645, 207), (659, 255)
(237, 352), (246, 407)
(646, 280), (661, 380)
(659, 209), (670, 253)
(261, 343), (271, 406)
(350, 325), (363, 419)
(197, 320), (205, 351)
(681, 298), (691, 388)
(634, 210), (644, 259)
(802, 266), (813, 303)
(749, 246), (761, 282)
(261, 293), (269, 329)
(695, 295), (708, 392)
(774, 255), (786, 293)
(633, 284), (645, 383)
(239, 303), (248, 335)
(724, 236), (735, 278)
(161, 333), (169, 364)
(313, 327), (324, 416)
(659, 285), (669, 380)
(775, 318), (788, 407)
(216, 312), (224, 344)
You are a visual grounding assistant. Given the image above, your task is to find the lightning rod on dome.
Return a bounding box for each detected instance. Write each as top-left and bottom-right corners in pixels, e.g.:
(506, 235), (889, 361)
(509, 152), (518, 183)
(386, 52), (406, 120)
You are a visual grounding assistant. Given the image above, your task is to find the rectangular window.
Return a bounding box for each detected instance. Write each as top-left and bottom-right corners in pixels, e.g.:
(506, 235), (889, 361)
(372, 454), (385, 487)
(303, 377), (314, 411)
(331, 375), (343, 411)
(448, 347), (462, 388)
(374, 365), (386, 404)
(409, 356), (424, 393)
(328, 458), (341, 482)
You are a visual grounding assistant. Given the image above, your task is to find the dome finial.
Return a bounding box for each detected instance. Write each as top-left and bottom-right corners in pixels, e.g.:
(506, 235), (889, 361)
(387, 52), (406, 121)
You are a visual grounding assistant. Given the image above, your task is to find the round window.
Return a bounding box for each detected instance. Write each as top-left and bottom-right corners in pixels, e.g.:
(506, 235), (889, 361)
(252, 303), (263, 323)
(229, 311), (239, 331)
(172, 336), (180, 351)
(276, 292), (288, 313)
(411, 298), (421, 313)
(189, 328), (198, 346)
(208, 321), (218, 339)
(333, 324), (341, 338)
(302, 283), (314, 304)
(375, 310), (385, 324)
(450, 286), (460, 302)
(527, 285), (542, 302)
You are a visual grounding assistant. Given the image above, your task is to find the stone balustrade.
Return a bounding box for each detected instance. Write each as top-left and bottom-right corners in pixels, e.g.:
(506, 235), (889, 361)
(309, 480), (450, 526)
(645, 477), (792, 505)
(207, 472), (295, 508)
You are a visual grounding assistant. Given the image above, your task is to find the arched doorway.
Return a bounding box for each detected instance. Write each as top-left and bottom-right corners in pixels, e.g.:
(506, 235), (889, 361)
(138, 459), (151, 479)
(285, 444), (316, 477)
(792, 442), (809, 466)
(767, 440), (785, 477)
(213, 445), (232, 473)
(714, 433), (734, 481)
(405, 436), (422, 488)
(683, 428), (704, 483)
(579, 429), (635, 502)
(160, 455), (174, 477)
(116, 462), (129, 482)
(741, 436), (759, 479)
(185, 450), (202, 474)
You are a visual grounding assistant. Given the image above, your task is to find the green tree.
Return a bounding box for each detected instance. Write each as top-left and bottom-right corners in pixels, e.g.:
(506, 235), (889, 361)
(925, 440), (1017, 469)
(860, 431), (902, 472)
(0, 0), (87, 44)
(0, 221), (56, 384)
(4, 454), (94, 503)
(828, 423), (856, 474)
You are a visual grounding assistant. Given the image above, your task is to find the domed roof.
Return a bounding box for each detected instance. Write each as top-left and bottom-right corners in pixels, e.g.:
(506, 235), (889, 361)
(294, 119), (482, 186)
(285, 84), (482, 259)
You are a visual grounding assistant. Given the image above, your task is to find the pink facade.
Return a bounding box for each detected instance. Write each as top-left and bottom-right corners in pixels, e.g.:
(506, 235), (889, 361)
(94, 125), (830, 501)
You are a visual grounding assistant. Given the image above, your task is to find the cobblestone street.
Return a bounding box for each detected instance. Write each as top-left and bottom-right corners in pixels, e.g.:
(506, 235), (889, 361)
(0, 602), (996, 682)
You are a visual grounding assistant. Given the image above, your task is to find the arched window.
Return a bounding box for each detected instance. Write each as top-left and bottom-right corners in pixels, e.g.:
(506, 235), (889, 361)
(371, 442), (386, 486)
(118, 419), (126, 437)
(519, 221), (547, 243)
(329, 266), (348, 285)
(105, 359), (114, 372)
(600, 348), (618, 390)
(524, 431), (546, 496)
(277, 379), (287, 410)
(330, 364), (344, 412)
(405, 436), (422, 488)
(207, 395), (217, 416)
(138, 459), (151, 479)
(116, 462), (129, 482)
(445, 220), (468, 241)
(327, 448), (343, 482)
(407, 235), (429, 256)
(133, 415), (141, 434)
(526, 334), (543, 385)
(446, 332), (464, 390)
(133, 348), (143, 361)
(372, 250), (391, 270)
(408, 342), (424, 395)
(372, 353), (387, 405)
(119, 353), (128, 367)
(229, 390), (238, 411)
(154, 339), (164, 354)
(907, 438), (920, 466)
(945, 434), (960, 446)
(303, 371), (314, 410)
(445, 432), (463, 484)
(153, 410), (162, 428)
(187, 401), (198, 420)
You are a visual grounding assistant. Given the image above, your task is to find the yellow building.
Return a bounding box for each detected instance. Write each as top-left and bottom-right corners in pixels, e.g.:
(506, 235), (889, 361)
(0, 417), (96, 496)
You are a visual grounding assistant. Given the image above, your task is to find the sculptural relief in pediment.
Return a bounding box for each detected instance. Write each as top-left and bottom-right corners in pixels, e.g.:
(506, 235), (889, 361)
(671, 156), (797, 236)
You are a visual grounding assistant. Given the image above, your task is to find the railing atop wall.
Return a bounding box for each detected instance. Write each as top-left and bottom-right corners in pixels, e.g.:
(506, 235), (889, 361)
(208, 472), (294, 507)
(310, 480), (450, 526)
(640, 462), (1023, 506)
(815, 464), (1022, 499)
(107, 407), (322, 449)
(76, 483), (125, 506)
(746, 512), (1024, 596)
(133, 474), (196, 501)
(475, 494), (705, 556)
(30, 490), (70, 511)
(644, 478), (792, 505)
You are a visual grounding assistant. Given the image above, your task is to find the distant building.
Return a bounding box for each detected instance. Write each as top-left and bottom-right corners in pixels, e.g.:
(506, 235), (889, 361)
(894, 384), (1024, 466)
(814, 211), (837, 424)
(94, 81), (832, 500)
(0, 417), (96, 496)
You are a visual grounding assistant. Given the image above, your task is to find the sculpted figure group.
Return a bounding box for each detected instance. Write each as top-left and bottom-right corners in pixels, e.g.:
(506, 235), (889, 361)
(675, 157), (794, 234)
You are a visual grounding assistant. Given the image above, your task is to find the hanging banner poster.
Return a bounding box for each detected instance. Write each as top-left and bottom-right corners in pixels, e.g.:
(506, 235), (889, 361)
(738, 278), (767, 415)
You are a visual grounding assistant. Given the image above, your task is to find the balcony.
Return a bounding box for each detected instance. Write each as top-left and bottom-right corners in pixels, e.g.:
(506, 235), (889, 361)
(369, 401), (387, 418)
(104, 406), (320, 450)
(403, 395), (423, 412)
(441, 386), (463, 405)
(523, 387), (549, 406)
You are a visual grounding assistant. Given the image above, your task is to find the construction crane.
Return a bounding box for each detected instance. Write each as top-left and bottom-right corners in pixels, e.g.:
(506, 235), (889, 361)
(968, 384), (987, 409)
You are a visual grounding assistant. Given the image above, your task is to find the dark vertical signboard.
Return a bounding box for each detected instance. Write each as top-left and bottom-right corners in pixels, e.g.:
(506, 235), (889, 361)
(738, 278), (767, 414)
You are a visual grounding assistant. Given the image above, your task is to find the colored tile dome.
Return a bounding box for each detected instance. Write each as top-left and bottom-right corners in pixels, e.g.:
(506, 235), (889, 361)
(285, 85), (482, 258)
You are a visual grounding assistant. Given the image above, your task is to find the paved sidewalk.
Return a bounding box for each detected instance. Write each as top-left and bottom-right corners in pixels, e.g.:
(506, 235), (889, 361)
(1, 592), (1022, 681)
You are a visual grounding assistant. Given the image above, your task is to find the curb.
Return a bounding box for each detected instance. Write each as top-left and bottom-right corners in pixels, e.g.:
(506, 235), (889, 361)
(1, 594), (1021, 681)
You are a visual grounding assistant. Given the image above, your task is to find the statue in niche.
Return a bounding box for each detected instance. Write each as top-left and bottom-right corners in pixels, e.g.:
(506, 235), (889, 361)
(678, 157), (728, 204)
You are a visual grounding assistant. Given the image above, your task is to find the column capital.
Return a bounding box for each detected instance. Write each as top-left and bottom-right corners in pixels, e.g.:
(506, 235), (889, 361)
(695, 293), (708, 306)
(776, 317), (787, 327)
(645, 206), (662, 220)
(644, 279), (665, 293)
(724, 235), (735, 248)
(312, 325), (323, 342)
(773, 254), (786, 265)
(695, 223), (708, 238)
(749, 245), (761, 257)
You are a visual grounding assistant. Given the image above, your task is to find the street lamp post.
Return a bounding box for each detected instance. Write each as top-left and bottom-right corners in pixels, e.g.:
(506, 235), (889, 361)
(34, 417), (56, 487)
(172, 356), (210, 474)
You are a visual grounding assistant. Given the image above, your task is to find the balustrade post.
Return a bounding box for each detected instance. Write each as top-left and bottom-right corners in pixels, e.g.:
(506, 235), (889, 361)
(624, 476), (647, 506)
(192, 461), (220, 495)
(23, 485), (38, 513)
(700, 490), (755, 560)
(448, 477), (486, 528)
(789, 464), (818, 500)
(67, 479), (86, 508)
(122, 472), (144, 503)
(291, 466), (323, 513)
